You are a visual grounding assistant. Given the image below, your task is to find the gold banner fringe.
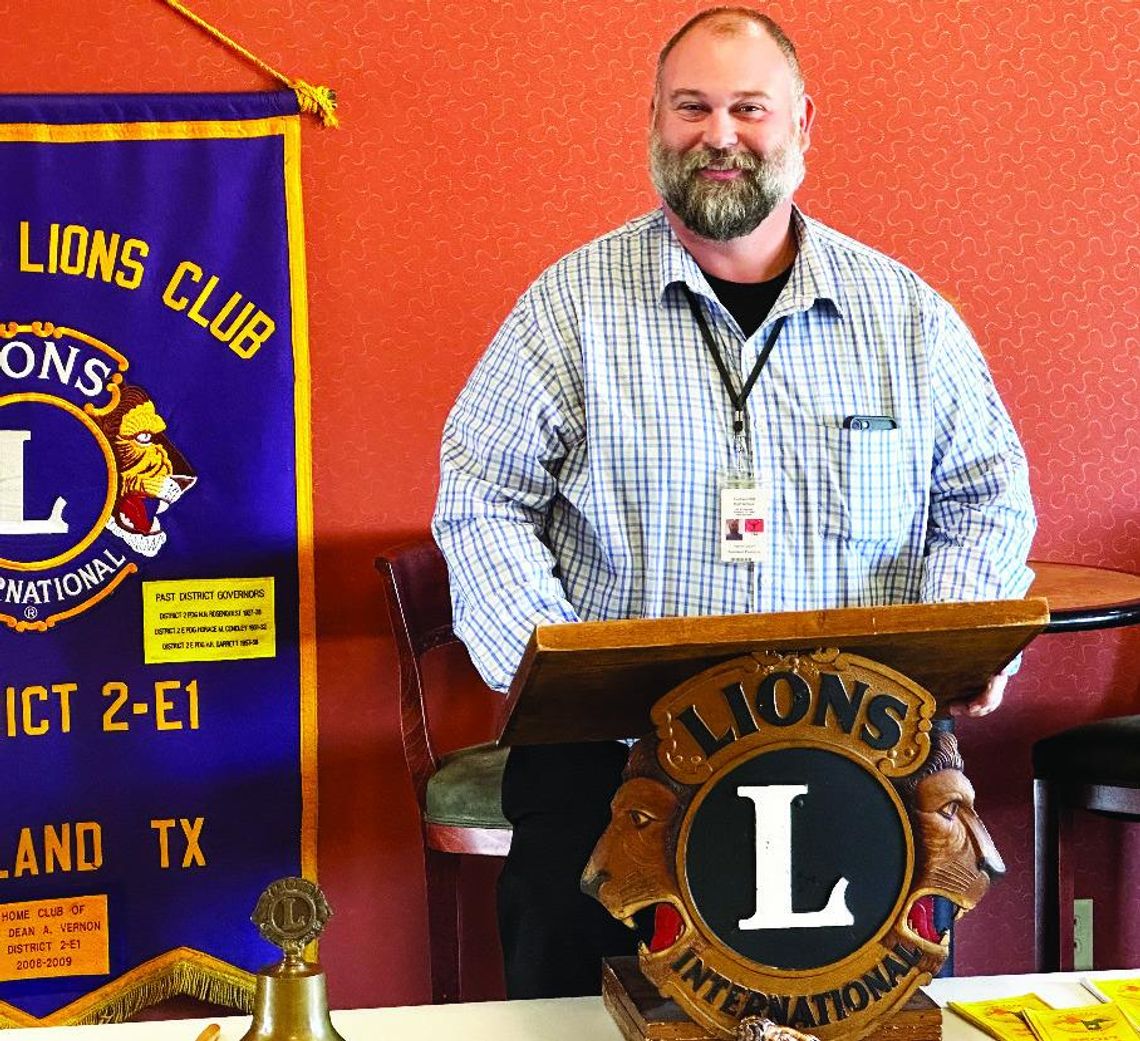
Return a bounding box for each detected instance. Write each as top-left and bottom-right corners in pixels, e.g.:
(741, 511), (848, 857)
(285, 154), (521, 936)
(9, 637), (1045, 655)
(0, 949), (255, 1028)
(160, 0), (339, 127)
(72, 961), (254, 1026)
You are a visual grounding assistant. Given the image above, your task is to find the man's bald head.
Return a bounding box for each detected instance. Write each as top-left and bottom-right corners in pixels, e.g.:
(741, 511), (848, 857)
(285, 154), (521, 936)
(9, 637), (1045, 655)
(655, 7), (805, 106)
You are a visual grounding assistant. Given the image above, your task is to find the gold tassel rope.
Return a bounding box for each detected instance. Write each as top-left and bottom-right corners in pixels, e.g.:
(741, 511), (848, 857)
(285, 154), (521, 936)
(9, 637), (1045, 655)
(160, 0), (339, 128)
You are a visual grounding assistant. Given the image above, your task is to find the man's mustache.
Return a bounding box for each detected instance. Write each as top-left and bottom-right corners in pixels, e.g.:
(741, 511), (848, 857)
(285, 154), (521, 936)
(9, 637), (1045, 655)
(682, 148), (762, 174)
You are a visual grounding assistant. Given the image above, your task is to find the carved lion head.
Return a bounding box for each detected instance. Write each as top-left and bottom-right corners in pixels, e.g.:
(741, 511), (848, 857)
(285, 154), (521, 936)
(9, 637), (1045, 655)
(895, 730), (1005, 956)
(581, 736), (694, 957)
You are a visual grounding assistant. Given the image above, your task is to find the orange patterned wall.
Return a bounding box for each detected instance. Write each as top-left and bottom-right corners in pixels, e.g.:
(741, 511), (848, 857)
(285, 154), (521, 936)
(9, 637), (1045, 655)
(2, 0), (1138, 1006)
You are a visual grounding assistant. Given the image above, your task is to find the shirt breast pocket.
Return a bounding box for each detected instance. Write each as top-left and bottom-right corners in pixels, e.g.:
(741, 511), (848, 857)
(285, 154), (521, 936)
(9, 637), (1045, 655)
(819, 426), (913, 543)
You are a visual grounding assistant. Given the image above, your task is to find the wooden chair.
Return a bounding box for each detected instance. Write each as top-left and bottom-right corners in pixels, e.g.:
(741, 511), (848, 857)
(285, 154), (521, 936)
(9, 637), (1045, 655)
(376, 538), (511, 1003)
(1033, 715), (1140, 970)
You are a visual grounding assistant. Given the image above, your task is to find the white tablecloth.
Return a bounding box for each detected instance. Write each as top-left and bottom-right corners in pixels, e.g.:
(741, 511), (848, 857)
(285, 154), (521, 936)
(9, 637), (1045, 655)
(4, 969), (1136, 1040)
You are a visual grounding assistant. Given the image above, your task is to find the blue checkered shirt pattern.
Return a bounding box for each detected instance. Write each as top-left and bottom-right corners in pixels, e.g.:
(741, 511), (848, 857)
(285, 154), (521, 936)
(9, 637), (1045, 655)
(433, 208), (1036, 692)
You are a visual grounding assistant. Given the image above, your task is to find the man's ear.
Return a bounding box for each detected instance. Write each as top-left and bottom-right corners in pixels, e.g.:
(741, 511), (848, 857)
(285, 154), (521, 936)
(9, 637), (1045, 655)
(799, 93), (816, 153)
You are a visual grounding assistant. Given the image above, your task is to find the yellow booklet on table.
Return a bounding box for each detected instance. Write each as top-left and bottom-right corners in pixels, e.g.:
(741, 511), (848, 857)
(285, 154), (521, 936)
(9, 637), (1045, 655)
(948, 994), (1053, 1041)
(1083, 979), (1140, 1030)
(1022, 1003), (1140, 1041)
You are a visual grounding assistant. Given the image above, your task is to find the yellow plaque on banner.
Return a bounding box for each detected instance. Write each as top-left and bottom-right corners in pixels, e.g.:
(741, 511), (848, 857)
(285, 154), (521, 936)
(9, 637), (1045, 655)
(0, 895), (109, 982)
(142, 577), (276, 664)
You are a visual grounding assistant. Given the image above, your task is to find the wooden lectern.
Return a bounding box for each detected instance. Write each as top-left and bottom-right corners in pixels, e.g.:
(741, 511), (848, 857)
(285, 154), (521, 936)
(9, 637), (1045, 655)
(497, 598), (1049, 745)
(495, 597), (1049, 1041)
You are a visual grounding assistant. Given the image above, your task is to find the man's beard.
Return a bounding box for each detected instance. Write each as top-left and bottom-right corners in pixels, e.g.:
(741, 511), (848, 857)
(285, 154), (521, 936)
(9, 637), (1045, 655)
(649, 128), (805, 241)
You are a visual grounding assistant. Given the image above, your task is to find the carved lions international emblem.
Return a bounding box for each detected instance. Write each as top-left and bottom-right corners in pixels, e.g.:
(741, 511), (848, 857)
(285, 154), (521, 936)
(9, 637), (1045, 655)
(0, 323), (195, 630)
(582, 649), (1004, 1041)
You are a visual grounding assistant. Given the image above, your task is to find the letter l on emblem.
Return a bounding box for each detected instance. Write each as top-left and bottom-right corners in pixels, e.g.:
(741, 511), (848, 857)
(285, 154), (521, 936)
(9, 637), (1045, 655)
(0, 430), (69, 535)
(737, 784), (855, 930)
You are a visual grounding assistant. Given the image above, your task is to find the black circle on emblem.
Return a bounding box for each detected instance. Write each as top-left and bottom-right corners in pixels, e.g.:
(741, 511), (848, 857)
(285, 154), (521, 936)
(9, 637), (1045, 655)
(683, 747), (907, 971)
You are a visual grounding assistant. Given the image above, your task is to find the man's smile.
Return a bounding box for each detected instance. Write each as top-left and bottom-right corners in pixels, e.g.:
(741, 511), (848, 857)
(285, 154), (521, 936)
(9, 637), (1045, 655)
(698, 167), (743, 180)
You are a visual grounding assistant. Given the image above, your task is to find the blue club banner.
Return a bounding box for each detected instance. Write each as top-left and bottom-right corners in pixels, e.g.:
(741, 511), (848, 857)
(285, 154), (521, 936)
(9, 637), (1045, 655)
(0, 92), (316, 1025)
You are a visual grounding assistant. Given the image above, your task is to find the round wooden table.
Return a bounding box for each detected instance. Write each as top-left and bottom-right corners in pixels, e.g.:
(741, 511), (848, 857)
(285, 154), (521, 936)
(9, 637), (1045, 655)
(1028, 561), (1140, 633)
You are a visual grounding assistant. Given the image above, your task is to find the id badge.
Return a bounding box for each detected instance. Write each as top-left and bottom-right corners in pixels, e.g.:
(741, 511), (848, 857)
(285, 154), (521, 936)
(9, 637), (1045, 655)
(719, 472), (771, 564)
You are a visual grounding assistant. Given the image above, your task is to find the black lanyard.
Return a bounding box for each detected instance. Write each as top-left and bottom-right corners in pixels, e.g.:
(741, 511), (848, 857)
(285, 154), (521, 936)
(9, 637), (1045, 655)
(682, 284), (786, 435)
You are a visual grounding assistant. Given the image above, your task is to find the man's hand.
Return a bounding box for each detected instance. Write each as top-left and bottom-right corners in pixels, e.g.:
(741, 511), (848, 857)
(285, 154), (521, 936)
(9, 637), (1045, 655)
(949, 673), (1008, 718)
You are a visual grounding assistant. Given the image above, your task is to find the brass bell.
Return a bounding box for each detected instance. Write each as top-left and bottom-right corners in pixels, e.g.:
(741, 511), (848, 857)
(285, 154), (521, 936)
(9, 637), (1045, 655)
(239, 952), (345, 1041)
(239, 878), (346, 1041)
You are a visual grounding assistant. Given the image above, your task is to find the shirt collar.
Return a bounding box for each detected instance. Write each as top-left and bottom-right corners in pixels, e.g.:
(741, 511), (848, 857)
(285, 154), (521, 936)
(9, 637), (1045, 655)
(655, 205), (846, 319)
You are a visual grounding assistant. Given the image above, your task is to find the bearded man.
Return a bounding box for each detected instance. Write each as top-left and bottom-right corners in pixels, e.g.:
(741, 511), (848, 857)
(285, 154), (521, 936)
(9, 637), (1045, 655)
(433, 7), (1035, 999)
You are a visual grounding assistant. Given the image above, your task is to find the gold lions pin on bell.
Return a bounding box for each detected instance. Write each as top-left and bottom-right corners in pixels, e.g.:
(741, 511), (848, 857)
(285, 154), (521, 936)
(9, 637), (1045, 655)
(239, 877), (346, 1041)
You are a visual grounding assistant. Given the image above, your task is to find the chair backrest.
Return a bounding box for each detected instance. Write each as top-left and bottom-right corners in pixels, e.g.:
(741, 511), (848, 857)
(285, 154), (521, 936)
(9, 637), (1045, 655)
(376, 537), (462, 804)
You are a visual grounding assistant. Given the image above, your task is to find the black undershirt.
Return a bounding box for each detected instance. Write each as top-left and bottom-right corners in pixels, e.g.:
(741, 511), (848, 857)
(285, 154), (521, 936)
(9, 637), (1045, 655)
(701, 264), (793, 339)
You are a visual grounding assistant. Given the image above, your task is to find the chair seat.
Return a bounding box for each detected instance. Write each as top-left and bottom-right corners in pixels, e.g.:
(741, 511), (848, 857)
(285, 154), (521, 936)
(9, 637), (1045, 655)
(1033, 715), (1140, 788)
(425, 743), (511, 829)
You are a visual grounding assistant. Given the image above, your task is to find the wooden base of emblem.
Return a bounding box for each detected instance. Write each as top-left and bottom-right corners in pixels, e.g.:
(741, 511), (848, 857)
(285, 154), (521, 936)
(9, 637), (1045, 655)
(601, 958), (942, 1041)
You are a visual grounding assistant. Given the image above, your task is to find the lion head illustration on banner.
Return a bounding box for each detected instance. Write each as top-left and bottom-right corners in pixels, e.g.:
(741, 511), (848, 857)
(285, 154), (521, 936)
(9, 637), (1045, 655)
(96, 385), (196, 558)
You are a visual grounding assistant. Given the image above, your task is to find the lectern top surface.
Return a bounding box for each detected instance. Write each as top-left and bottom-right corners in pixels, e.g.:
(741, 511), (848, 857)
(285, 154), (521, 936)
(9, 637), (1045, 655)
(497, 597), (1049, 746)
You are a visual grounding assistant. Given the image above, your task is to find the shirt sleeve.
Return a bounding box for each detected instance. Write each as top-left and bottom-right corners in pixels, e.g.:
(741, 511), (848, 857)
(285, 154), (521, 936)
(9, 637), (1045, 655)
(431, 289), (584, 693)
(919, 297), (1037, 609)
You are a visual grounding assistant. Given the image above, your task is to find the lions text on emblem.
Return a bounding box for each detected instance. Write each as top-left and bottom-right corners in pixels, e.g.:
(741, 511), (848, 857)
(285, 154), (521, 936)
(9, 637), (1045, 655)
(0, 323), (196, 630)
(582, 649), (1004, 1041)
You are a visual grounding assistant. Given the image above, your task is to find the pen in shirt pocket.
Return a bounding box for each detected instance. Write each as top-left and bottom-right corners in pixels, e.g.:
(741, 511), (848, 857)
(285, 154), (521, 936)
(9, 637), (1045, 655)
(843, 415), (897, 431)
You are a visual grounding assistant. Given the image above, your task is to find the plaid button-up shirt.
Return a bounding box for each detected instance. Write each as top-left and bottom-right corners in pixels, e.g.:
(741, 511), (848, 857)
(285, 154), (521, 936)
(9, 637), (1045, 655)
(433, 208), (1036, 692)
